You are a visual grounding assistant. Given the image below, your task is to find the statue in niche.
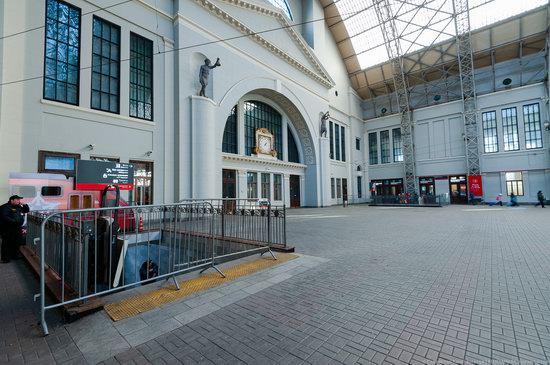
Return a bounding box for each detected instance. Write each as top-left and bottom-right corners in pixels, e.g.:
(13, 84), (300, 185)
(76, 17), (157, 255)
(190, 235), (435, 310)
(199, 57), (221, 98)
(320, 111), (329, 138)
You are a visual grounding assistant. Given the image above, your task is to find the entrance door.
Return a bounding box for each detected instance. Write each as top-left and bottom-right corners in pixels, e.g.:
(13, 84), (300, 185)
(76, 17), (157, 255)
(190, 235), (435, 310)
(449, 176), (468, 204)
(222, 169), (237, 211)
(130, 161), (153, 205)
(290, 175), (300, 208)
(342, 178), (348, 202)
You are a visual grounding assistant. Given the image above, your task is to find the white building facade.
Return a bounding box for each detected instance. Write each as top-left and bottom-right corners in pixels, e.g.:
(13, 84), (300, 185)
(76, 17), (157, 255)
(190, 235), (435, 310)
(0, 0), (365, 207)
(0, 0), (548, 207)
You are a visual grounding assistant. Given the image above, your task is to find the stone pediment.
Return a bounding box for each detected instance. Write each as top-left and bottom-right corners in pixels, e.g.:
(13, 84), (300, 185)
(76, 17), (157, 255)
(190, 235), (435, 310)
(194, 0), (335, 88)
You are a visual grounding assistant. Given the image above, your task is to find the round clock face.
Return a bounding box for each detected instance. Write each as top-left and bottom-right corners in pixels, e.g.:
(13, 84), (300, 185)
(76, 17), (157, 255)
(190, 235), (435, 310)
(259, 136), (271, 154)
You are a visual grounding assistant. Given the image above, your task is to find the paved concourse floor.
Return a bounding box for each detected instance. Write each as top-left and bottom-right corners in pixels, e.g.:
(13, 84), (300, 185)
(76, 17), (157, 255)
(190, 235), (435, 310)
(3, 204), (550, 364)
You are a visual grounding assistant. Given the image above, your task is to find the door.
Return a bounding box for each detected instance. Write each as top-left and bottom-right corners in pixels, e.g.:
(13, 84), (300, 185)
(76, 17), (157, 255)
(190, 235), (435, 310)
(222, 169), (237, 211)
(290, 175), (300, 208)
(449, 176), (468, 204)
(130, 161), (153, 205)
(342, 178), (348, 202)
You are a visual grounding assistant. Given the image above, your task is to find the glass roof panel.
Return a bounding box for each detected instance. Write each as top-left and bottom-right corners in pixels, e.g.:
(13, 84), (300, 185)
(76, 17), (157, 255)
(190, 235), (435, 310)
(266, 0), (293, 20)
(334, 0), (548, 70)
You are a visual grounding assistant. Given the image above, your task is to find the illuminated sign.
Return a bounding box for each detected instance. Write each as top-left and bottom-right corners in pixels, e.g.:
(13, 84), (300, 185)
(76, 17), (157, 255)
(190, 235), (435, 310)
(75, 160), (134, 190)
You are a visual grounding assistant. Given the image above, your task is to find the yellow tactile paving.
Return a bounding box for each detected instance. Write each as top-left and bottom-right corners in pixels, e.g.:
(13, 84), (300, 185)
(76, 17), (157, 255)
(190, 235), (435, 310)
(104, 253), (297, 321)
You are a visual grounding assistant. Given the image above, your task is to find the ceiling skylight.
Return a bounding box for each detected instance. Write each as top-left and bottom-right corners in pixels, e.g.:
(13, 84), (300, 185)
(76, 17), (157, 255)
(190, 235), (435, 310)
(266, 0), (293, 20)
(334, 0), (548, 70)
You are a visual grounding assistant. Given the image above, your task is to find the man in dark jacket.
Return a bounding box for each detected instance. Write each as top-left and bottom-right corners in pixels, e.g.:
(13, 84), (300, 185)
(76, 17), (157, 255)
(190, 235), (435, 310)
(0, 195), (30, 263)
(536, 190), (545, 208)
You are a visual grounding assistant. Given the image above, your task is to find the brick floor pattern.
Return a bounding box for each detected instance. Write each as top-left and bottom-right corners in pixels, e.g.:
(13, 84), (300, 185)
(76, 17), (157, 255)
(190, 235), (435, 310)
(3, 206), (550, 364)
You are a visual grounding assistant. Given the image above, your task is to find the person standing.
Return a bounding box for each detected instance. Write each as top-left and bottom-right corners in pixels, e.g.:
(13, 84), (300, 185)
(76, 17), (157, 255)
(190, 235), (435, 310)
(0, 195), (30, 263)
(496, 193), (503, 206)
(536, 190), (545, 208)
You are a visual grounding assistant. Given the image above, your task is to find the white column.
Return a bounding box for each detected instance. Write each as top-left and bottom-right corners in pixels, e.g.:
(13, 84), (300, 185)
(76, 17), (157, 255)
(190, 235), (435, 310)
(163, 38), (175, 203)
(319, 137), (331, 206)
(238, 100), (245, 155)
(270, 173), (274, 203)
(79, 15), (93, 110)
(237, 169), (247, 199)
(282, 118), (288, 162)
(284, 173), (291, 207)
(190, 96), (218, 199)
(300, 175), (306, 207)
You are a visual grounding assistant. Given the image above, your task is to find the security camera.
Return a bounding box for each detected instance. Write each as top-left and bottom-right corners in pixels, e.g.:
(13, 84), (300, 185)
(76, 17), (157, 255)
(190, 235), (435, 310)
(145, 151), (153, 156)
(544, 121), (550, 131)
(88, 144), (96, 150)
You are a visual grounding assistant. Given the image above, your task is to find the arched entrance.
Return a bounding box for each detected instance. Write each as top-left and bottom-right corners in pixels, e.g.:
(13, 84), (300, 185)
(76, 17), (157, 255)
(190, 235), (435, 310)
(219, 88), (318, 207)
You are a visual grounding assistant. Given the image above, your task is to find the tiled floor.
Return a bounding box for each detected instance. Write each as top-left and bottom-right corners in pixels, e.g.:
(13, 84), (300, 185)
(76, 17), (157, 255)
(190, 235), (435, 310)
(3, 204), (550, 364)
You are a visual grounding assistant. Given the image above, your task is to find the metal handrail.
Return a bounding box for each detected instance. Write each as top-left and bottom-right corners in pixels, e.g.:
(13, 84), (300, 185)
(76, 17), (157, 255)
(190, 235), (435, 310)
(32, 200), (278, 336)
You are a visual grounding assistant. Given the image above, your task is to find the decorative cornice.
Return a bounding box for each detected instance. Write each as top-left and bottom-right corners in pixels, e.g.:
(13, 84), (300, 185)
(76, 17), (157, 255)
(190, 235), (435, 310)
(222, 153), (307, 169)
(193, 0), (335, 89)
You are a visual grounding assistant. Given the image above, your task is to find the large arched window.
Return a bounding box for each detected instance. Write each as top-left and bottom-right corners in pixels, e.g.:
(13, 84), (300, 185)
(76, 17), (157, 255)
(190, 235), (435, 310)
(288, 127), (300, 163)
(222, 106), (237, 154)
(244, 101), (283, 160)
(266, 0), (293, 20)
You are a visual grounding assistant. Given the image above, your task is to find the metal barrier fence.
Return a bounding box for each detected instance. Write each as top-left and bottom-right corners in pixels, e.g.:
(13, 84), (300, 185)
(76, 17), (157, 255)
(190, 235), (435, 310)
(370, 194), (446, 206)
(178, 199), (286, 247)
(27, 201), (278, 336)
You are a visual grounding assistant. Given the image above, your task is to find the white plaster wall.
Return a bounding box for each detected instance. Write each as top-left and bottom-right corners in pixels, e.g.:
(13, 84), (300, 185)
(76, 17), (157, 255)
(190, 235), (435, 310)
(0, 0), (174, 202)
(364, 82), (550, 202)
(0, 0), (360, 207)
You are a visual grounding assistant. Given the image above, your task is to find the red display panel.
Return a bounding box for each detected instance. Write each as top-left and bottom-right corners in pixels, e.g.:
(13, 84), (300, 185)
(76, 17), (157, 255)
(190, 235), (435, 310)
(467, 175), (483, 197)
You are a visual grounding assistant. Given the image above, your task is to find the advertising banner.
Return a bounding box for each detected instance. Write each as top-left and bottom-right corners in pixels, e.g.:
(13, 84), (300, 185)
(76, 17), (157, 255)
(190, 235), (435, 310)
(467, 175), (483, 197)
(76, 160), (134, 190)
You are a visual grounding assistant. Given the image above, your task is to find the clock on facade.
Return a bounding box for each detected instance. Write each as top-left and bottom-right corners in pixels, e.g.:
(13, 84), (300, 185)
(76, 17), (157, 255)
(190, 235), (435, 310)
(255, 128), (277, 157)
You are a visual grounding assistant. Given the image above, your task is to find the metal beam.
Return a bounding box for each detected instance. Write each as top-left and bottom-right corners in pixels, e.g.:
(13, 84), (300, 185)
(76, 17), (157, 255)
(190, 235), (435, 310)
(452, 0), (481, 176)
(373, 0), (416, 194)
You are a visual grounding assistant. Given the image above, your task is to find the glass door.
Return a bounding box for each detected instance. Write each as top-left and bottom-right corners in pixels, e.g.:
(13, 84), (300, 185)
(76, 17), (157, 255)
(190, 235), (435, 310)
(130, 161), (153, 205)
(222, 169), (237, 211)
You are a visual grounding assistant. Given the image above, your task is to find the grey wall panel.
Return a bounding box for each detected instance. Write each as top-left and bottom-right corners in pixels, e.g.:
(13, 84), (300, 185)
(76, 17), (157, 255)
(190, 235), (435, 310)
(432, 120), (446, 159)
(415, 123), (430, 160)
(449, 116), (465, 157)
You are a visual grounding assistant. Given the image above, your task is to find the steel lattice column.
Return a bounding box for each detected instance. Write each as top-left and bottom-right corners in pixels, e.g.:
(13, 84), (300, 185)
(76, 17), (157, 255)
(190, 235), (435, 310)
(452, 0), (480, 176)
(373, 0), (417, 194)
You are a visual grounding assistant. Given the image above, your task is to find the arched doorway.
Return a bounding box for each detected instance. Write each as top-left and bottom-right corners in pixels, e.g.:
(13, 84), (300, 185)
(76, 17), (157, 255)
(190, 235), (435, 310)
(219, 89), (317, 207)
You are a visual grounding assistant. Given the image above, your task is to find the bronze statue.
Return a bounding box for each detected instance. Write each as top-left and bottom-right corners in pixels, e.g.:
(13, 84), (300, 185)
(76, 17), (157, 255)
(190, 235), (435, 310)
(320, 111), (329, 138)
(199, 57), (221, 98)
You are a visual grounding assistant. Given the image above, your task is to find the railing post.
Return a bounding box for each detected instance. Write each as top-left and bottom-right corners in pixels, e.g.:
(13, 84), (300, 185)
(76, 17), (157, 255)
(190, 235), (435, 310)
(221, 201), (225, 239)
(40, 218), (49, 336)
(267, 202), (271, 246)
(283, 204), (287, 247)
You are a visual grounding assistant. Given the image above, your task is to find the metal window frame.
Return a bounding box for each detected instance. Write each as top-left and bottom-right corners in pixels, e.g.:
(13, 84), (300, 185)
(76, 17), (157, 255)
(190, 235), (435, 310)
(481, 110), (498, 153)
(523, 103), (543, 149)
(247, 171), (258, 199)
(244, 101), (283, 160)
(91, 16), (121, 114)
(129, 32), (154, 121)
(43, 0), (81, 105)
(335, 123), (341, 161)
(340, 125), (346, 162)
(38, 150), (81, 177)
(222, 106), (238, 154)
(368, 132), (378, 165)
(380, 130), (390, 164)
(392, 128), (403, 162)
(502, 107), (520, 151)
